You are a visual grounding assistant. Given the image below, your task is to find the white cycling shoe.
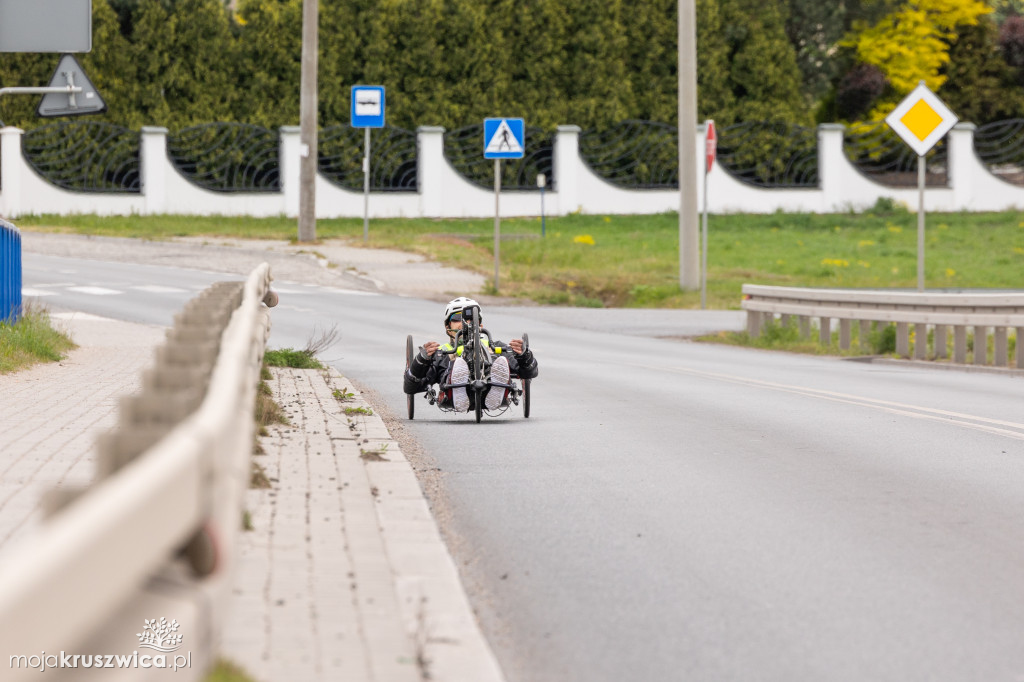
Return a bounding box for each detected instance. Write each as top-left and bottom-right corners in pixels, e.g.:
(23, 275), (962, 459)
(451, 357), (470, 412)
(485, 356), (510, 410)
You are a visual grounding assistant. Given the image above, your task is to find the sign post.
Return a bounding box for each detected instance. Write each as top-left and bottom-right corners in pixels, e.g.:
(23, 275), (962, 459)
(701, 120), (716, 310)
(351, 86), (385, 242)
(483, 118), (525, 293)
(885, 82), (958, 292)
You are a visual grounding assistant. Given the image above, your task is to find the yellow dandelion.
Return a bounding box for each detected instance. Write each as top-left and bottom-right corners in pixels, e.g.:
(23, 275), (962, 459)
(834, 226), (842, 233)
(573, 234), (595, 245)
(945, 268), (956, 278)
(892, 267), (899, 275)
(888, 226), (902, 233)
(857, 260), (870, 268)
(603, 216), (611, 223)
(858, 240), (876, 248)
(566, 280), (577, 288)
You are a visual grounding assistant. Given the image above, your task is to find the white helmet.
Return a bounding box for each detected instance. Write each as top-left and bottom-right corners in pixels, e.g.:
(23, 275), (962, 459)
(443, 297), (480, 324)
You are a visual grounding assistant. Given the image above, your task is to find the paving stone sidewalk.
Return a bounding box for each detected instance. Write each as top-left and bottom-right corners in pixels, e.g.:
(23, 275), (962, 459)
(0, 314), (165, 562)
(222, 367), (504, 682)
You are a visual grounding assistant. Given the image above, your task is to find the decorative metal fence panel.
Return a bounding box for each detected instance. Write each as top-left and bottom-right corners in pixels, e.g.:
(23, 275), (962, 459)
(444, 124), (553, 190)
(168, 123), (280, 193)
(973, 118), (1024, 186)
(844, 122), (948, 187)
(579, 120), (819, 189)
(22, 122), (140, 193)
(0, 219), (21, 324)
(717, 122), (819, 188)
(579, 120), (678, 189)
(318, 125), (418, 191)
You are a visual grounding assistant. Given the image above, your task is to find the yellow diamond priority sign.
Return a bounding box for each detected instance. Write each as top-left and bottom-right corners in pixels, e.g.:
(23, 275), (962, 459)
(885, 82), (958, 157)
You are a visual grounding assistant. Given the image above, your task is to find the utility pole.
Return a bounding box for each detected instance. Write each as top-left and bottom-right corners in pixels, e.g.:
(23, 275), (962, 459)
(678, 0), (699, 290)
(298, 0), (318, 243)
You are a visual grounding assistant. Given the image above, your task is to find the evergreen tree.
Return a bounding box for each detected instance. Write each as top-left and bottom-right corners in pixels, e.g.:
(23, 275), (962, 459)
(719, 0), (810, 125)
(130, 0), (239, 129)
(785, 0), (846, 107)
(235, 0), (302, 127)
(940, 17), (1024, 123)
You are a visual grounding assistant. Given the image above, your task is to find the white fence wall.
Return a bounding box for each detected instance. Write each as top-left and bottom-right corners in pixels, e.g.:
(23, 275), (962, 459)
(3, 122), (1024, 219)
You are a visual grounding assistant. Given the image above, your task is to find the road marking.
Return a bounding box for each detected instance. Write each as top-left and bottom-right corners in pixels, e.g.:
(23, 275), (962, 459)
(66, 286), (122, 296)
(21, 288), (56, 297)
(630, 362), (1024, 441)
(130, 285), (187, 294)
(50, 312), (115, 322)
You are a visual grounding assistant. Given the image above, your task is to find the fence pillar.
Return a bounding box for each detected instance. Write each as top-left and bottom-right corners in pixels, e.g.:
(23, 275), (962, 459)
(279, 126), (302, 218)
(0, 127), (24, 218)
(555, 125), (582, 215)
(417, 126), (445, 218)
(140, 127), (168, 215)
(818, 124), (846, 214)
(948, 123), (976, 210)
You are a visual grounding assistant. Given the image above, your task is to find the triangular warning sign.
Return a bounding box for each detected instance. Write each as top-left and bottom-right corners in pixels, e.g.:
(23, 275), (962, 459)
(37, 54), (107, 118)
(485, 120), (523, 154)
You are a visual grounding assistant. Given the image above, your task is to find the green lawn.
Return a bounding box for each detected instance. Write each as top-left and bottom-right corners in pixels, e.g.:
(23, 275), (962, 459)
(17, 206), (1024, 309)
(0, 307), (76, 374)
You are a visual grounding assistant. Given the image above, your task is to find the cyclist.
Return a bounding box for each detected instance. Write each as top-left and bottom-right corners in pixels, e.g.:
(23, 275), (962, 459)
(404, 297), (539, 412)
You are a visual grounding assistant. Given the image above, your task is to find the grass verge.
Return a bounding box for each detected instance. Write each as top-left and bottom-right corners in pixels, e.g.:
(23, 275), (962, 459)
(0, 306), (76, 374)
(17, 207), (1024, 309)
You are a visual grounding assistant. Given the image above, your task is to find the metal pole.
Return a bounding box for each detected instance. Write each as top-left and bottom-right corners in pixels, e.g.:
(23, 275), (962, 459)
(297, 0), (318, 243)
(701, 168), (709, 309)
(678, 0), (700, 290)
(363, 127), (371, 242)
(917, 154), (925, 292)
(494, 159), (501, 292)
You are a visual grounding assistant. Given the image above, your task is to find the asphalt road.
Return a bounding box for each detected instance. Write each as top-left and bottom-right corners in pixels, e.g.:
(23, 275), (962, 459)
(22, 253), (1024, 682)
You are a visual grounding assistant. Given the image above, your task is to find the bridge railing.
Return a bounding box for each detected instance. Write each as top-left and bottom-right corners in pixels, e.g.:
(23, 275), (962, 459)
(0, 263), (277, 680)
(0, 219), (21, 323)
(742, 284), (1024, 368)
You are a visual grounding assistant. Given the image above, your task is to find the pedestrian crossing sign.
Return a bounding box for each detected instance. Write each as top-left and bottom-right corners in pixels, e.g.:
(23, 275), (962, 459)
(484, 118), (525, 159)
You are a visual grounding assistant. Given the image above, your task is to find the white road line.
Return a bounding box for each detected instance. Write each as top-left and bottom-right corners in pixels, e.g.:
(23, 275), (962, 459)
(21, 288), (57, 297)
(50, 312), (115, 322)
(130, 285), (187, 294)
(66, 286), (122, 296)
(630, 362), (1024, 441)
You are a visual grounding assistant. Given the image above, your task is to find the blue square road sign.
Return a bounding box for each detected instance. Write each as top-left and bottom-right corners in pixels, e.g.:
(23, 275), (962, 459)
(483, 118), (525, 159)
(351, 86), (385, 128)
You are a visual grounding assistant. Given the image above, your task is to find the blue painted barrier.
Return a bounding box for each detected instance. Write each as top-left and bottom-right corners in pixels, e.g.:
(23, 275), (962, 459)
(0, 219), (22, 324)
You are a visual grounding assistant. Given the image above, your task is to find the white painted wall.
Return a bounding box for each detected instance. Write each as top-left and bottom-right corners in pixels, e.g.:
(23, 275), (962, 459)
(3, 122), (1024, 220)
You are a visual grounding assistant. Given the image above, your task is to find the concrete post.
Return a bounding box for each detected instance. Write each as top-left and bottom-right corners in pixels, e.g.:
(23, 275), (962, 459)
(140, 127), (168, 215)
(914, 323), (929, 359)
(555, 125), (582, 216)
(973, 326), (988, 365)
(0, 127), (25, 218)
(279, 126), (302, 218)
(948, 123), (976, 210)
(416, 126), (445, 218)
(994, 326), (1008, 367)
(818, 124), (846, 213)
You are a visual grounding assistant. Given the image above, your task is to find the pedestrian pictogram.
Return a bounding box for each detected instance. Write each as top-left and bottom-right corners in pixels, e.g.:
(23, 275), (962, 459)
(483, 118), (525, 159)
(885, 82), (958, 157)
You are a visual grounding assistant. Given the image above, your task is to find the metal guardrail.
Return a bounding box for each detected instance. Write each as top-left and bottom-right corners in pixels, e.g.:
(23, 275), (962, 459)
(742, 284), (1024, 367)
(0, 219), (20, 323)
(0, 263), (277, 679)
